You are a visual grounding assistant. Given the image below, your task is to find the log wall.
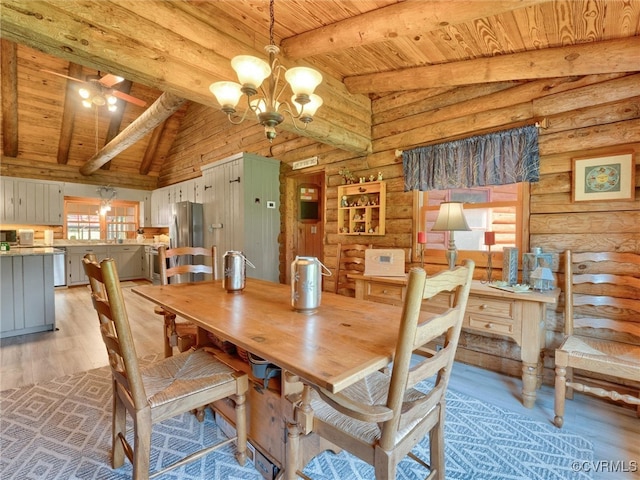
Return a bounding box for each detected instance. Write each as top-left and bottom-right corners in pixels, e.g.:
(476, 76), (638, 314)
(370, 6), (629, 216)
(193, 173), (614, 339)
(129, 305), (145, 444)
(161, 72), (640, 391)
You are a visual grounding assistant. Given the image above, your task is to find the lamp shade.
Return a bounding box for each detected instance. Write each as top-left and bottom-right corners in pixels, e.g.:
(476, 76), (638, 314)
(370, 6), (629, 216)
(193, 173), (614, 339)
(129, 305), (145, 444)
(432, 202), (471, 231)
(209, 81), (243, 110)
(231, 55), (271, 89)
(285, 67), (323, 96)
(292, 93), (323, 120)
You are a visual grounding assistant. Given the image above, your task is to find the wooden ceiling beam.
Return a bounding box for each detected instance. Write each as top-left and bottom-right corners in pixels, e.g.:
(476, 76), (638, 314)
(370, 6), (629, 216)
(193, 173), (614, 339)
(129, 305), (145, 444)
(282, 0), (548, 60)
(80, 92), (186, 175)
(345, 37), (640, 93)
(139, 121), (166, 176)
(56, 62), (83, 164)
(0, 0), (372, 155)
(1, 39), (19, 157)
(101, 79), (133, 170)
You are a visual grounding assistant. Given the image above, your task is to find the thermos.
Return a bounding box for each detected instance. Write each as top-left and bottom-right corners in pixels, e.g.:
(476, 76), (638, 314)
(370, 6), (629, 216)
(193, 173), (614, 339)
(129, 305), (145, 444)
(223, 251), (255, 293)
(291, 256), (331, 314)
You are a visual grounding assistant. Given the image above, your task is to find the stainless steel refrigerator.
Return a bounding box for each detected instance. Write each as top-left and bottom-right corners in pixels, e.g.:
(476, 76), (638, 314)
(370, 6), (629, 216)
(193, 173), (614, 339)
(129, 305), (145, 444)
(169, 201), (204, 283)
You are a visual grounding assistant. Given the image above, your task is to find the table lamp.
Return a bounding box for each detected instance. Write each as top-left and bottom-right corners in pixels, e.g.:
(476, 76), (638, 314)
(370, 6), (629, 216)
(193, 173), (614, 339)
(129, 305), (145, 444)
(431, 202), (470, 270)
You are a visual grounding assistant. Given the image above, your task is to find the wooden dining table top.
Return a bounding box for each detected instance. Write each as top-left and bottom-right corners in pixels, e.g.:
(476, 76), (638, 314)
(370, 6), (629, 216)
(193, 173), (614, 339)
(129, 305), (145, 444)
(132, 278), (407, 393)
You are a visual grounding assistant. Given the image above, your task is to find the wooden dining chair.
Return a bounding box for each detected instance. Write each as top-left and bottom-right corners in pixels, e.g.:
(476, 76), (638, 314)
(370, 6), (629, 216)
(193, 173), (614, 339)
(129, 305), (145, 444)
(155, 245), (217, 357)
(82, 254), (247, 479)
(292, 261), (475, 480)
(334, 242), (372, 296)
(554, 250), (640, 428)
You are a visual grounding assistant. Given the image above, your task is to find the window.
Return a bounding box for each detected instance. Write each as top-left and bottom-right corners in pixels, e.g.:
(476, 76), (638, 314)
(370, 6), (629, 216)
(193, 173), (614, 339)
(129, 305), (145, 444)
(413, 183), (528, 267)
(65, 197), (139, 241)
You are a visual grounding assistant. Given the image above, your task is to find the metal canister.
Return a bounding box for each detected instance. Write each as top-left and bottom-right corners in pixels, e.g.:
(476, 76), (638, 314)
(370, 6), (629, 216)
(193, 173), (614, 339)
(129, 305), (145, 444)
(291, 256), (331, 314)
(223, 251), (255, 293)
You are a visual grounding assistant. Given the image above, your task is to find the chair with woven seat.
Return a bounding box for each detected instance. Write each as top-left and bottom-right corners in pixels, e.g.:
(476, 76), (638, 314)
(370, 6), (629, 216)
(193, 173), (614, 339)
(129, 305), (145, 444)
(554, 250), (640, 428)
(155, 245), (217, 357)
(334, 242), (372, 296)
(291, 261), (475, 480)
(82, 254), (247, 479)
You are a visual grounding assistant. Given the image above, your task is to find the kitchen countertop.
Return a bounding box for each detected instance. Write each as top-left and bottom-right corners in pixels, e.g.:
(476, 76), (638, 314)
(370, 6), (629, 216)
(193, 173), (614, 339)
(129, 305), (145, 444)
(0, 247), (64, 256)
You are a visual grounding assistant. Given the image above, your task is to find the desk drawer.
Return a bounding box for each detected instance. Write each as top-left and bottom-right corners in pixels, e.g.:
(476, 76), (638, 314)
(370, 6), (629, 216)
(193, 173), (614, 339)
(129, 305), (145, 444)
(466, 296), (514, 319)
(466, 314), (515, 335)
(365, 282), (404, 305)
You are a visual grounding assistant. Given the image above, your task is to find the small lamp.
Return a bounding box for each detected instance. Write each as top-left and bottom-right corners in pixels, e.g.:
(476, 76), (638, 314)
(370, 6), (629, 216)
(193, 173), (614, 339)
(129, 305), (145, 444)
(530, 266), (555, 291)
(431, 202), (471, 270)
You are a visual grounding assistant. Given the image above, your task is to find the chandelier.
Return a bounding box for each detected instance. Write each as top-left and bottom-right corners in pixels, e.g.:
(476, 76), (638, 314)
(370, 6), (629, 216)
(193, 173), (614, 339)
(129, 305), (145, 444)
(79, 75), (123, 112)
(97, 186), (117, 215)
(209, 0), (323, 142)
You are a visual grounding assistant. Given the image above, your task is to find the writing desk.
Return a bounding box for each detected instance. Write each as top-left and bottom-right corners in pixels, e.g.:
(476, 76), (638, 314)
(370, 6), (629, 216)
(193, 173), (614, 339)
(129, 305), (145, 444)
(133, 278), (410, 479)
(349, 274), (559, 408)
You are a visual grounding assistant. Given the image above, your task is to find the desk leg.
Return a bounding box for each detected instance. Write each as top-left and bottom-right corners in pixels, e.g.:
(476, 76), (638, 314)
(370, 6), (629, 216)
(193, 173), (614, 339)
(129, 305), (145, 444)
(520, 302), (547, 408)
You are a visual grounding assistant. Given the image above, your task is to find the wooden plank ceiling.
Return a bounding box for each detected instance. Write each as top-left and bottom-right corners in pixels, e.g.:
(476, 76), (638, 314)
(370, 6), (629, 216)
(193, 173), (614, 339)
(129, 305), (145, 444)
(1, 0), (639, 189)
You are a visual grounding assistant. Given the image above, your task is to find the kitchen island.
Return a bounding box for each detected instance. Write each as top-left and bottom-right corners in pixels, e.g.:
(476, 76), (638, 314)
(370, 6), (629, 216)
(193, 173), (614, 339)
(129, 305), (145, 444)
(0, 247), (60, 338)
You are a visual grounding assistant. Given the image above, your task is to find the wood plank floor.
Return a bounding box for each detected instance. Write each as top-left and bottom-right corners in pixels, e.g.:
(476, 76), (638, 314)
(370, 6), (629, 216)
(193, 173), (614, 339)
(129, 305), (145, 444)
(1, 281), (638, 479)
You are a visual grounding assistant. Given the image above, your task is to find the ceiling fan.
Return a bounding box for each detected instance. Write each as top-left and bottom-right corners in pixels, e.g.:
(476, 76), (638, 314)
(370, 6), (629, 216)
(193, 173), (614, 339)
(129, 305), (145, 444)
(42, 69), (148, 110)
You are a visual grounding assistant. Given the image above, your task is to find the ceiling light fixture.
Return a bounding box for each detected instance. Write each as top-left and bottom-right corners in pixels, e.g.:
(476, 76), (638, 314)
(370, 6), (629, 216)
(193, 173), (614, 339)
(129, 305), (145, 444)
(97, 186), (117, 215)
(209, 0), (323, 142)
(79, 75), (124, 112)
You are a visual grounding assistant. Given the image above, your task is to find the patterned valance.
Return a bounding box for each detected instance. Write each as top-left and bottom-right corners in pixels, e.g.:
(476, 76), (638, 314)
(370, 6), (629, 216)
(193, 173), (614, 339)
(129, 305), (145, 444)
(403, 125), (539, 191)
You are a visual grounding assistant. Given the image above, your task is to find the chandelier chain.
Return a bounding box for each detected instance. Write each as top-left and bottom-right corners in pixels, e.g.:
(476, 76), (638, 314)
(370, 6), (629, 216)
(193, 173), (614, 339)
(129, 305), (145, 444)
(269, 0), (275, 46)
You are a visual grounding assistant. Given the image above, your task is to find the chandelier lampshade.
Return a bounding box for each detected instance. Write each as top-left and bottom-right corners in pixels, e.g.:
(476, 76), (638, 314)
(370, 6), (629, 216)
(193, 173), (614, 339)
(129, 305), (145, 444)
(209, 0), (323, 142)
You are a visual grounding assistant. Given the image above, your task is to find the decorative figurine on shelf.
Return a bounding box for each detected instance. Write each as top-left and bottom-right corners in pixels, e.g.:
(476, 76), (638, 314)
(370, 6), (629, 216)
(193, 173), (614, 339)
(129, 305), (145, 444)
(341, 195), (349, 207)
(377, 171), (383, 181)
(369, 174), (375, 182)
(359, 177), (366, 183)
(339, 167), (355, 184)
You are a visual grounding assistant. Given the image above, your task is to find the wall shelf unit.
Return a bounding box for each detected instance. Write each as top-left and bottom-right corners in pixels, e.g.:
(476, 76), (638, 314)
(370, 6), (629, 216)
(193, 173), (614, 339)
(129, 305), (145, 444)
(337, 181), (385, 235)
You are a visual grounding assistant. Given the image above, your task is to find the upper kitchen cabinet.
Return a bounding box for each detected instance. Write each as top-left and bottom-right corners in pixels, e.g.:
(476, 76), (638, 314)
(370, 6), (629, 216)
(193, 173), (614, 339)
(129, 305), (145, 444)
(0, 178), (63, 225)
(201, 153), (280, 282)
(150, 177), (203, 227)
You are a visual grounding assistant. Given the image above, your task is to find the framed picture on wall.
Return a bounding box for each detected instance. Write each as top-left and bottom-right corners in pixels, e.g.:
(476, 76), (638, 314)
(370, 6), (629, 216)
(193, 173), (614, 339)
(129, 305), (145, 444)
(572, 152), (635, 202)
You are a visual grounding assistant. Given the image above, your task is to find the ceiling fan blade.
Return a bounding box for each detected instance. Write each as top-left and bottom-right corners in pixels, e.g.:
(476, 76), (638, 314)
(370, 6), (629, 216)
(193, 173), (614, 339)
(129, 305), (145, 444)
(112, 90), (147, 107)
(99, 73), (124, 88)
(41, 68), (84, 83)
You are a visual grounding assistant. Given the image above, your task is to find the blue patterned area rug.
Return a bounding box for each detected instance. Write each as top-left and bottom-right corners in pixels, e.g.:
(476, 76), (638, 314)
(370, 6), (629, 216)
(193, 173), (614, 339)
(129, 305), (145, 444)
(1, 360), (593, 480)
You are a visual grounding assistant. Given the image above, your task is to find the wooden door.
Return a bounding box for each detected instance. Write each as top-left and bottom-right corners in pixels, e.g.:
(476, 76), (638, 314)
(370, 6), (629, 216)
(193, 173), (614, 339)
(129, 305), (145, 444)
(284, 171), (325, 284)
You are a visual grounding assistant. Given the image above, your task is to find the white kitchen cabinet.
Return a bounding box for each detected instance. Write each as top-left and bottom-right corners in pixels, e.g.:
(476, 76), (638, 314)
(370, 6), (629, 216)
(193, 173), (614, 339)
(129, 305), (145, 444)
(67, 244), (144, 285)
(0, 252), (56, 338)
(108, 245), (144, 280)
(201, 153), (280, 282)
(150, 178), (203, 227)
(0, 178), (63, 225)
(67, 246), (109, 285)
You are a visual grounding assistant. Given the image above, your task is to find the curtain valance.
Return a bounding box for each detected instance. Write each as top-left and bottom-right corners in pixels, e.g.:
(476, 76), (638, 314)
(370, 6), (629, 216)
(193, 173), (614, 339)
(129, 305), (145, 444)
(403, 125), (539, 191)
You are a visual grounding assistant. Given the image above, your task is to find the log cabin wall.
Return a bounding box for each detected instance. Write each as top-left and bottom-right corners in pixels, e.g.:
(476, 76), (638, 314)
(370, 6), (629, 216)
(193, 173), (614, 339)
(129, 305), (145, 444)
(160, 72), (639, 390)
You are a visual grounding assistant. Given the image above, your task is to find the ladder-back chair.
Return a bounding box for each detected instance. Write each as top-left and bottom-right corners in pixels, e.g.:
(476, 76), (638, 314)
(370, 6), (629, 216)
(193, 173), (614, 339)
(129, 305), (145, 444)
(292, 261), (474, 479)
(334, 242), (372, 296)
(554, 250), (640, 428)
(82, 254), (247, 479)
(155, 245), (217, 357)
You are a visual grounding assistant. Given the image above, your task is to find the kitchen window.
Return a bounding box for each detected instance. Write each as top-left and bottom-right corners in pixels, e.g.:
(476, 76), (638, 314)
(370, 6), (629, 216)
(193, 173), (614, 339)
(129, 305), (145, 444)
(413, 183), (528, 265)
(65, 197), (139, 241)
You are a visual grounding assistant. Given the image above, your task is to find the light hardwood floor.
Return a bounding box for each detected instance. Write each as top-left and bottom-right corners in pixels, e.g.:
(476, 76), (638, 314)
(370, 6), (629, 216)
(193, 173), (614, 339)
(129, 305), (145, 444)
(1, 282), (638, 479)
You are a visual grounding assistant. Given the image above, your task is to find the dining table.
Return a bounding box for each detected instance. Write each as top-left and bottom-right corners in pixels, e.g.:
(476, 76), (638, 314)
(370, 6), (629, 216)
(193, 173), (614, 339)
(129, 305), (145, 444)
(132, 277), (412, 479)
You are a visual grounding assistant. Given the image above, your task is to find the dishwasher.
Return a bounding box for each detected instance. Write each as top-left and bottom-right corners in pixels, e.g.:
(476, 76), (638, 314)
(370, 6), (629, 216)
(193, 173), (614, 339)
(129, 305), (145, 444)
(53, 247), (66, 287)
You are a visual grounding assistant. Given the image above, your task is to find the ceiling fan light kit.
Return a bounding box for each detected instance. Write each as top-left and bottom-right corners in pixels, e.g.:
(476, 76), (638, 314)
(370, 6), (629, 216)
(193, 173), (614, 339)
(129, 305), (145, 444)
(209, 0), (323, 142)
